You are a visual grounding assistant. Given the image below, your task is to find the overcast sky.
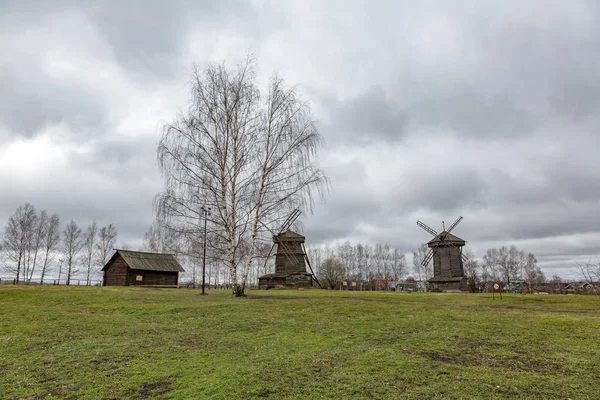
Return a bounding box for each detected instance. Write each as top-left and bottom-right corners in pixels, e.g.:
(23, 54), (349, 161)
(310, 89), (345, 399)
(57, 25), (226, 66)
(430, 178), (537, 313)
(1, 0), (599, 279)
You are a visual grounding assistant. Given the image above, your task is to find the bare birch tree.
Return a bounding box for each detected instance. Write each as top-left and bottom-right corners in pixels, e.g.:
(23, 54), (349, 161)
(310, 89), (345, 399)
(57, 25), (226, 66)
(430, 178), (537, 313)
(2, 203), (37, 283)
(39, 214), (60, 284)
(96, 224), (118, 267)
(83, 221), (98, 285)
(391, 248), (406, 280)
(27, 210), (48, 283)
(23, 208), (39, 282)
(63, 220), (83, 285)
(412, 244), (433, 283)
(577, 259), (600, 294)
(142, 222), (179, 253)
(156, 57), (327, 296)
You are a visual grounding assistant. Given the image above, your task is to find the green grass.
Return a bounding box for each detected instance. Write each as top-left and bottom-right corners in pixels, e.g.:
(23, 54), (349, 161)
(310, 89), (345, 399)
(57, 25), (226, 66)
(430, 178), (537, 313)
(1, 287), (599, 399)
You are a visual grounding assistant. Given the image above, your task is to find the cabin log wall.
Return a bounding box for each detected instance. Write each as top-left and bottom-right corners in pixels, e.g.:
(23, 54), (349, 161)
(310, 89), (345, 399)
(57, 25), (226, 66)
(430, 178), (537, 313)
(103, 254), (129, 286)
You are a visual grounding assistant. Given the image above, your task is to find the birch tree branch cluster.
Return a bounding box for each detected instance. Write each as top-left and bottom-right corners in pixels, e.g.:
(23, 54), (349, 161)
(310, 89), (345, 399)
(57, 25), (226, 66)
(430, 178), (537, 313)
(155, 57), (328, 296)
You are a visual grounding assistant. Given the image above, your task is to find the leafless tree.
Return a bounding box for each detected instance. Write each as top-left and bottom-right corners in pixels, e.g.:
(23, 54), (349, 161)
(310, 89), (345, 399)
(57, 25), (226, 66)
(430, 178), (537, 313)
(577, 259), (600, 294)
(412, 244), (433, 283)
(63, 220), (83, 285)
(484, 245), (529, 285)
(462, 250), (480, 292)
(156, 57), (327, 297)
(26, 210), (49, 283)
(337, 241), (356, 279)
(2, 203), (37, 283)
(96, 224), (118, 267)
(0, 241), (5, 271)
(39, 214), (60, 284)
(360, 244), (374, 280)
(82, 221), (98, 285)
(23, 209), (39, 283)
(142, 221), (180, 253)
(391, 248), (406, 280)
(523, 252), (545, 288)
(319, 257), (345, 289)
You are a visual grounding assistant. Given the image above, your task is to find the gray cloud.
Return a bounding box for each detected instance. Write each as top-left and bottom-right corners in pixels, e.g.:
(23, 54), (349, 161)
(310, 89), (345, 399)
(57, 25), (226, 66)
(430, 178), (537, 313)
(0, 66), (111, 139)
(2, 0), (600, 279)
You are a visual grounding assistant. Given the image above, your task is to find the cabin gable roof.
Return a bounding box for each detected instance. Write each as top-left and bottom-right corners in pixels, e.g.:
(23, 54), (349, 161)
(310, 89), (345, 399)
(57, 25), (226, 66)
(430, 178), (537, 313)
(102, 249), (185, 272)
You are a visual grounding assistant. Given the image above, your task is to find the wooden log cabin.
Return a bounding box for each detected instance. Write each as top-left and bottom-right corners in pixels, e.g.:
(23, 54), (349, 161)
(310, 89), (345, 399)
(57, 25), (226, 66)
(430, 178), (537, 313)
(102, 249), (185, 287)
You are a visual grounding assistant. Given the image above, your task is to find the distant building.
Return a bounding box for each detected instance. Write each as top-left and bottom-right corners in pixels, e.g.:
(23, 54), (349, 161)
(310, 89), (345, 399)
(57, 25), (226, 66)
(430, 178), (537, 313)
(102, 249), (185, 287)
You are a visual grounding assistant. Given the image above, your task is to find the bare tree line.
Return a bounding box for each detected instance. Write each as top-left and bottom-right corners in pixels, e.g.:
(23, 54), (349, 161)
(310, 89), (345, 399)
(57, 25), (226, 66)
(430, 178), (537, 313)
(460, 245), (545, 292)
(306, 241), (407, 289)
(1, 202), (118, 285)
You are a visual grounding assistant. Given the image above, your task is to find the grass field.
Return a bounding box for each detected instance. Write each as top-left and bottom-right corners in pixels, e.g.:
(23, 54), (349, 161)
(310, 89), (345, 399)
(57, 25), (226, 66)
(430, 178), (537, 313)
(1, 287), (599, 399)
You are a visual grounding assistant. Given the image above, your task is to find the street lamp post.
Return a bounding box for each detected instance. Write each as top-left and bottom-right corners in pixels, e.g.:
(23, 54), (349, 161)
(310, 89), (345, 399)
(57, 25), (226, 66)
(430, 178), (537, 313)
(201, 206), (211, 295)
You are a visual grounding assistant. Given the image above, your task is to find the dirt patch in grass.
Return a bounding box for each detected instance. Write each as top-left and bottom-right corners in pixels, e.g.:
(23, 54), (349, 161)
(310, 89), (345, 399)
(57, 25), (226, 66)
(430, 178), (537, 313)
(415, 350), (567, 374)
(124, 379), (174, 399)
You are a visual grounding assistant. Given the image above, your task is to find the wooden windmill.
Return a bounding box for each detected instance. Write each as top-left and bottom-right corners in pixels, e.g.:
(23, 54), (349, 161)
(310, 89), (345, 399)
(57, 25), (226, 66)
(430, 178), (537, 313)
(257, 209), (320, 289)
(416, 216), (469, 292)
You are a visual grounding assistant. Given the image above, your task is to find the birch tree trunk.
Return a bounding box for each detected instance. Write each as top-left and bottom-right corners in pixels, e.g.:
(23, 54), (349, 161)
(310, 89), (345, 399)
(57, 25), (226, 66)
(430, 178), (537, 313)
(40, 214), (60, 284)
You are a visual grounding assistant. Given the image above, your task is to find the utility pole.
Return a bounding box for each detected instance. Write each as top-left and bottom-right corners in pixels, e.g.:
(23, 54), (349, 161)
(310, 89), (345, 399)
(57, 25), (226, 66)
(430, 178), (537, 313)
(201, 206), (211, 295)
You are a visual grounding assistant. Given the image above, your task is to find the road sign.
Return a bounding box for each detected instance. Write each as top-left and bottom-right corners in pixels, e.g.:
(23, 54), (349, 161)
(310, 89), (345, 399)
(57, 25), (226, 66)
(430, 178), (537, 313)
(493, 283), (500, 290)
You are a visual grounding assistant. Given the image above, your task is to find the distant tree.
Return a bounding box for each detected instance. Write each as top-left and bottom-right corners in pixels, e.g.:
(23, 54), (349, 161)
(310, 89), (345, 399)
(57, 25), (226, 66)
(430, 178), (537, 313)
(480, 249), (499, 291)
(142, 222), (178, 253)
(577, 259), (600, 295)
(391, 248), (406, 281)
(550, 275), (563, 293)
(319, 258), (346, 290)
(96, 224), (118, 267)
(412, 244), (432, 283)
(63, 220), (83, 285)
(462, 250), (480, 292)
(483, 245), (528, 285)
(358, 244), (374, 280)
(305, 246), (322, 279)
(337, 241), (355, 279)
(82, 221), (98, 285)
(39, 214), (60, 284)
(2, 203), (37, 283)
(26, 210), (49, 283)
(523, 252), (545, 288)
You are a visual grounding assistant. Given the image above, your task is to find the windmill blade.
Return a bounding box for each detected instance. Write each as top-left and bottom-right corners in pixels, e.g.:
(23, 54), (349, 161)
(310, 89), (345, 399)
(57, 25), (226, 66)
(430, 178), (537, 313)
(258, 219), (277, 236)
(417, 220), (438, 237)
(301, 243), (322, 288)
(446, 216), (463, 233)
(279, 209), (302, 233)
(261, 243), (276, 271)
(422, 249), (434, 266)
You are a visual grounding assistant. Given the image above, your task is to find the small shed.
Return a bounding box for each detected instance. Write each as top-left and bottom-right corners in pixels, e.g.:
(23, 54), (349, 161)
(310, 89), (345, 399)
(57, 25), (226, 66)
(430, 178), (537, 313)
(102, 249), (185, 287)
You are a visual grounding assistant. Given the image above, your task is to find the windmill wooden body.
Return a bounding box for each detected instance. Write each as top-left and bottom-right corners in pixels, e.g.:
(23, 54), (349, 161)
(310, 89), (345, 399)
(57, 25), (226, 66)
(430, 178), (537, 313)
(417, 216), (469, 292)
(258, 209), (320, 289)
